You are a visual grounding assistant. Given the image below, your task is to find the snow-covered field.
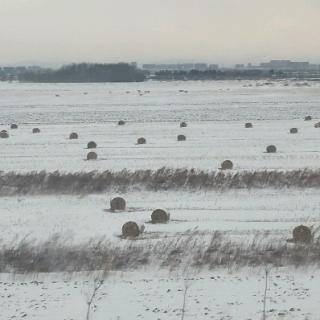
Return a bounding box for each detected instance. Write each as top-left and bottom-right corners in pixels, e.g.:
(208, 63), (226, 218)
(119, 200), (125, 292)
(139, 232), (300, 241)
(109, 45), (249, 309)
(1, 80), (320, 319)
(1, 80), (320, 172)
(1, 189), (320, 245)
(1, 269), (319, 320)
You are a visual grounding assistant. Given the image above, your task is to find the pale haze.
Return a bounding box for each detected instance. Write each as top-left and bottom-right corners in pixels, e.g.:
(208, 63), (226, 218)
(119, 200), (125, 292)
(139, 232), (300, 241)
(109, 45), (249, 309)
(0, 0), (319, 66)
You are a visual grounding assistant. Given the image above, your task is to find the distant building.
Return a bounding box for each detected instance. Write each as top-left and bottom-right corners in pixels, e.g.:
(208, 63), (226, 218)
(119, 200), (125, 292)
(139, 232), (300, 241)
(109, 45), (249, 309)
(0, 65), (42, 81)
(235, 64), (245, 69)
(309, 64), (320, 71)
(260, 60), (309, 70)
(208, 64), (219, 70)
(194, 63), (208, 71)
(142, 63), (211, 73)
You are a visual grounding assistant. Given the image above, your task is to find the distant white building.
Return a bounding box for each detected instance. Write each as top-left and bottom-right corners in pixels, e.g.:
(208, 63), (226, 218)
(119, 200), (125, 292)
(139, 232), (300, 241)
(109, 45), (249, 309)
(142, 63), (213, 73)
(208, 64), (219, 70)
(260, 60), (310, 70)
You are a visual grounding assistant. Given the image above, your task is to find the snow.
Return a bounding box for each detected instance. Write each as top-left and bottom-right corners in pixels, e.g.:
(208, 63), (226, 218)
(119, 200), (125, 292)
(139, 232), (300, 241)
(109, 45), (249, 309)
(1, 189), (319, 245)
(1, 80), (320, 172)
(1, 268), (320, 320)
(1, 80), (320, 319)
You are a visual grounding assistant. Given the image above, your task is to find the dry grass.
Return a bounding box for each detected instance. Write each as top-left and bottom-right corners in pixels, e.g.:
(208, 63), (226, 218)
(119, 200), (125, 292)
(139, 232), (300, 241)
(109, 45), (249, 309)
(1, 232), (320, 273)
(1, 168), (320, 195)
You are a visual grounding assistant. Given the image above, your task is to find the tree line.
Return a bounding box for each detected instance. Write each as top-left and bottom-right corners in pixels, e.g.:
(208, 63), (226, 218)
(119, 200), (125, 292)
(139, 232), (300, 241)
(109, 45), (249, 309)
(19, 63), (146, 83)
(153, 69), (284, 80)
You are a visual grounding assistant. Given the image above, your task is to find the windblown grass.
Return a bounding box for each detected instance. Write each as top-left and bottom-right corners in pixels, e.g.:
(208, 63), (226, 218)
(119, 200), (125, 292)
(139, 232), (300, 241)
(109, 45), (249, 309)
(1, 232), (320, 273)
(1, 168), (320, 195)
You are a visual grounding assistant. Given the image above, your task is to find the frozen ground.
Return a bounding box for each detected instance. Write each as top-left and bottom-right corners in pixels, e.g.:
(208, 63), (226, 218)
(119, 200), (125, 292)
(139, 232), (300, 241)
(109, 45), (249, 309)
(1, 80), (320, 172)
(1, 189), (319, 245)
(1, 80), (320, 319)
(1, 269), (319, 320)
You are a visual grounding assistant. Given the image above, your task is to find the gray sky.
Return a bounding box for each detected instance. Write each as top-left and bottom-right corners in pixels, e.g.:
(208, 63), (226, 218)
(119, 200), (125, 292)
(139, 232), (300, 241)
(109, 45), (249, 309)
(0, 0), (319, 66)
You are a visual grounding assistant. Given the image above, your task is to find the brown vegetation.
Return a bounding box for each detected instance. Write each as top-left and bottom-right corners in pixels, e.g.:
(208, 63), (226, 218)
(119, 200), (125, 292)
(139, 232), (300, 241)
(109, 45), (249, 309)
(110, 197), (126, 211)
(266, 145), (277, 153)
(290, 128), (298, 134)
(180, 122), (187, 128)
(137, 137), (146, 145)
(2, 231), (320, 273)
(69, 132), (78, 139)
(87, 141), (97, 149)
(177, 134), (186, 141)
(87, 152), (98, 160)
(151, 209), (170, 224)
(122, 221), (140, 238)
(220, 160), (233, 170)
(4, 168), (320, 195)
(292, 225), (312, 244)
(0, 131), (9, 138)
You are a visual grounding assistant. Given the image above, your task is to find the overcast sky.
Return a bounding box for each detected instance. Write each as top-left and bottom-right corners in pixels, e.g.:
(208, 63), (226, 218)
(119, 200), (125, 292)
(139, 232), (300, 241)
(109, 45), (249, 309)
(0, 0), (319, 66)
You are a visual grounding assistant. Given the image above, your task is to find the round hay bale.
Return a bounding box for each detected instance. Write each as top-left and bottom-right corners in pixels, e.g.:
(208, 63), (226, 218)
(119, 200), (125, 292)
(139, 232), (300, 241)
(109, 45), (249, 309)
(220, 160), (233, 170)
(118, 120), (125, 125)
(0, 131), (9, 138)
(245, 122), (253, 128)
(266, 145), (277, 153)
(293, 225), (312, 244)
(122, 221), (140, 238)
(10, 124), (18, 129)
(87, 152), (97, 160)
(69, 132), (78, 140)
(304, 115), (312, 121)
(1, 129), (8, 133)
(110, 197), (126, 211)
(137, 137), (146, 145)
(177, 134), (186, 141)
(314, 122), (320, 128)
(180, 122), (187, 128)
(151, 209), (170, 224)
(87, 141), (97, 149)
(32, 128), (40, 134)
(290, 128), (298, 134)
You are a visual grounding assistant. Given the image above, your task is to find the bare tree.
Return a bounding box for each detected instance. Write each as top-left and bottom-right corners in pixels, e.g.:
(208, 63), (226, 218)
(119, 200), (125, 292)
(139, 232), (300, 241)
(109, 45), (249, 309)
(262, 266), (271, 320)
(181, 280), (190, 320)
(86, 279), (104, 320)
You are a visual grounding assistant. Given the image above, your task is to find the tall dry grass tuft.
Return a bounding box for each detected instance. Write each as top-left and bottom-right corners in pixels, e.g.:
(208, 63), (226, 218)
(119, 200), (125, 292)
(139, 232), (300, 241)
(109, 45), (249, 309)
(2, 168), (320, 195)
(1, 232), (320, 273)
